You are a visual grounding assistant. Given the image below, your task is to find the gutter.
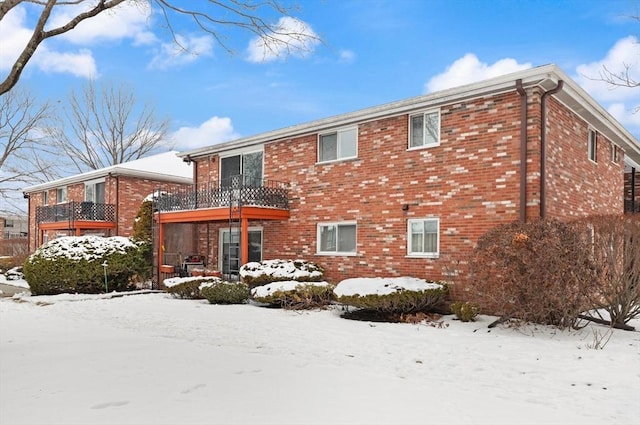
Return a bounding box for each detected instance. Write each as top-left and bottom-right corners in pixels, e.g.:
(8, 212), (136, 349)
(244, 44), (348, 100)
(516, 79), (527, 222)
(539, 80), (564, 219)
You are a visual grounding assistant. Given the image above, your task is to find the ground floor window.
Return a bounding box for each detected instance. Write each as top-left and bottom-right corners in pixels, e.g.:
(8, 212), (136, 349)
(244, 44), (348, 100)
(407, 218), (439, 257)
(317, 222), (356, 255)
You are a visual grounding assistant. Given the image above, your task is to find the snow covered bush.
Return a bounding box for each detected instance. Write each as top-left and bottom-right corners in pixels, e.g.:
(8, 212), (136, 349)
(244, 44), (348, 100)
(334, 277), (449, 320)
(466, 219), (596, 329)
(23, 236), (147, 295)
(251, 281), (335, 309)
(240, 259), (324, 288)
(200, 280), (250, 304)
(163, 276), (211, 299)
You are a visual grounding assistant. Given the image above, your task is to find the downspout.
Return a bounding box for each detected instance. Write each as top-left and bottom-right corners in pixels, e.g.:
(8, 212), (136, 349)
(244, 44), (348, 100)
(539, 80), (564, 219)
(632, 167), (637, 213)
(516, 79), (527, 222)
(113, 174), (120, 236)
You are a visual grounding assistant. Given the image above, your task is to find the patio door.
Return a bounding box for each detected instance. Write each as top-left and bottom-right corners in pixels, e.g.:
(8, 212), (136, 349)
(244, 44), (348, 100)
(219, 227), (262, 274)
(220, 151), (263, 187)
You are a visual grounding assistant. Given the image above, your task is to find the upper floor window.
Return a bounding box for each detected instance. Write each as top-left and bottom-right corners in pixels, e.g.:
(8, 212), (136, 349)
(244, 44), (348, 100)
(407, 218), (439, 257)
(317, 222), (357, 254)
(56, 187), (67, 203)
(318, 127), (357, 163)
(220, 150), (263, 187)
(4, 219), (14, 228)
(610, 143), (619, 164)
(588, 130), (597, 163)
(43, 191), (48, 205)
(85, 180), (105, 203)
(409, 110), (440, 149)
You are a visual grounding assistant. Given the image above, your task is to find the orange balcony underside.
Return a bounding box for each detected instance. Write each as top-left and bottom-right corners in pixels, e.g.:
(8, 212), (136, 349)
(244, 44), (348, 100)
(156, 206), (290, 224)
(38, 221), (117, 231)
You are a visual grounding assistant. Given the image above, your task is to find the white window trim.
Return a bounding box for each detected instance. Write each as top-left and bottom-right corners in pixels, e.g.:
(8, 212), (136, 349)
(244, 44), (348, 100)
(84, 178), (106, 203)
(408, 109), (441, 150)
(56, 187), (67, 204)
(317, 126), (358, 164)
(406, 218), (440, 258)
(588, 130), (597, 163)
(316, 221), (357, 256)
(610, 143), (619, 165)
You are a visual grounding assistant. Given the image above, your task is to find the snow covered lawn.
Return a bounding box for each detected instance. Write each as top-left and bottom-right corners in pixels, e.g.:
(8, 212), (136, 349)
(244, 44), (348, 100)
(1, 293), (638, 425)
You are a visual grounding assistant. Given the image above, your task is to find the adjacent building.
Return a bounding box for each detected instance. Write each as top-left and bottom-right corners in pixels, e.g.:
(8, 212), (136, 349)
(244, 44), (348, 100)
(23, 151), (192, 252)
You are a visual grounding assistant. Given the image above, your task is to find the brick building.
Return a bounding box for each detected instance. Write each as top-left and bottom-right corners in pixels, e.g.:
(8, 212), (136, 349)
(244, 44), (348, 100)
(154, 64), (639, 284)
(23, 152), (192, 252)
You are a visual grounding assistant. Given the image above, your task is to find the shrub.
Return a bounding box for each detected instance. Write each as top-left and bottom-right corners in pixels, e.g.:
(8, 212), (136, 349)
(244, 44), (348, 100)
(240, 259), (324, 288)
(23, 236), (147, 295)
(577, 215), (640, 327)
(334, 277), (449, 320)
(451, 301), (479, 322)
(163, 276), (218, 299)
(465, 219), (596, 329)
(200, 281), (250, 304)
(251, 281), (335, 309)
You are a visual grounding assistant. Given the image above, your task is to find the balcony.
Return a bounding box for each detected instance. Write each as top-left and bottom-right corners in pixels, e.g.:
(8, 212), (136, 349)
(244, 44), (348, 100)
(36, 201), (116, 224)
(155, 177), (289, 213)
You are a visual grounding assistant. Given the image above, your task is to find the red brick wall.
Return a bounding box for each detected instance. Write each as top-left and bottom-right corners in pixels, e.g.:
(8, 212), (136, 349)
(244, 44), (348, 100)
(191, 88), (628, 284)
(545, 97), (623, 218)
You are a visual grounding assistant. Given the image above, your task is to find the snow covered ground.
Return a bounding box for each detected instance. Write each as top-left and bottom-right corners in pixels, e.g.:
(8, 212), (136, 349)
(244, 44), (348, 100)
(1, 292), (639, 425)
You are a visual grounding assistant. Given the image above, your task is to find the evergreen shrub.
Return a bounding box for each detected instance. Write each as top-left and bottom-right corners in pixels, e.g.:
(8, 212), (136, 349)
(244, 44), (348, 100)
(251, 281), (335, 309)
(23, 236), (147, 295)
(240, 259), (324, 288)
(200, 281), (250, 304)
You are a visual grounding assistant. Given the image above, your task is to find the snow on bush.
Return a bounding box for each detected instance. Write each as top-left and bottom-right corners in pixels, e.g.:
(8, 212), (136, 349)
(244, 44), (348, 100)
(251, 280), (335, 309)
(334, 277), (449, 317)
(23, 236), (147, 295)
(163, 276), (222, 299)
(240, 259), (324, 288)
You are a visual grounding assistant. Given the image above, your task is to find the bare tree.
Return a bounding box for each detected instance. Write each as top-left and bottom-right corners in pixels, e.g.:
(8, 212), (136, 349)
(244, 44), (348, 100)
(0, 0), (319, 95)
(0, 87), (59, 214)
(49, 80), (171, 171)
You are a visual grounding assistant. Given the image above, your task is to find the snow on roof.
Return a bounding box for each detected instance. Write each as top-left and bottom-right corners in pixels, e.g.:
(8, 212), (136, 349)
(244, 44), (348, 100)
(23, 151), (192, 193)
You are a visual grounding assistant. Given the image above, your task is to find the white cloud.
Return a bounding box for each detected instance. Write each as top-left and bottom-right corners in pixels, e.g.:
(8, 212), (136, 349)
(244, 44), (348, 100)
(575, 36), (640, 103)
(50, 1), (156, 46)
(339, 49), (356, 64)
(33, 47), (97, 78)
(148, 34), (214, 70)
(246, 17), (320, 63)
(171, 116), (240, 150)
(0, 6), (97, 78)
(608, 103), (640, 129)
(425, 54), (532, 93)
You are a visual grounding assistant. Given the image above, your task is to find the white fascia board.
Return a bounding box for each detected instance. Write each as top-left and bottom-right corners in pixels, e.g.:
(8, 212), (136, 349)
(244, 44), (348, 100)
(23, 166), (192, 194)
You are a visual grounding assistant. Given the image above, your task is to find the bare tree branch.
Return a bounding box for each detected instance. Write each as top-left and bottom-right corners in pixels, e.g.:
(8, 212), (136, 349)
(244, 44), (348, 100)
(0, 87), (59, 213)
(49, 80), (172, 172)
(0, 0), (320, 96)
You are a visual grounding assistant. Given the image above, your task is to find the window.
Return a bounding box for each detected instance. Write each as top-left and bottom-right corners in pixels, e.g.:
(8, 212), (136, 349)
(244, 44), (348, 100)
(407, 218), (439, 257)
(56, 187), (67, 203)
(4, 219), (13, 228)
(318, 127), (357, 163)
(610, 144), (619, 164)
(220, 150), (263, 187)
(409, 110), (440, 149)
(317, 222), (356, 254)
(588, 130), (597, 163)
(85, 180), (105, 203)
(43, 191), (48, 205)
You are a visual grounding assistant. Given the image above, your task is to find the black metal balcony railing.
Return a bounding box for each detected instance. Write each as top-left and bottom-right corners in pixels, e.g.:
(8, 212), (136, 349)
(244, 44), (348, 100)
(36, 202), (116, 223)
(155, 177), (289, 212)
(625, 200), (639, 214)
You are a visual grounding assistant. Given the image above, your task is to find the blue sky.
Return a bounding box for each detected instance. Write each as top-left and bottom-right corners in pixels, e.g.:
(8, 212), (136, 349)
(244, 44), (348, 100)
(1, 0), (639, 152)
